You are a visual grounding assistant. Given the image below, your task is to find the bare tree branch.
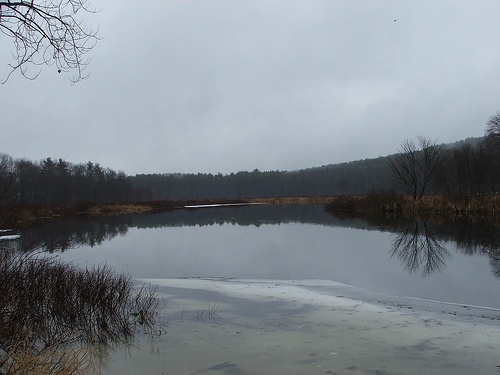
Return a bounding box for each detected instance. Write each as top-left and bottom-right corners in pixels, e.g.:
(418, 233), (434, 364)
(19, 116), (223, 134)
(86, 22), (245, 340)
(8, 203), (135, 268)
(0, 0), (99, 83)
(484, 112), (500, 191)
(485, 112), (500, 141)
(388, 139), (419, 199)
(388, 137), (443, 200)
(417, 136), (442, 199)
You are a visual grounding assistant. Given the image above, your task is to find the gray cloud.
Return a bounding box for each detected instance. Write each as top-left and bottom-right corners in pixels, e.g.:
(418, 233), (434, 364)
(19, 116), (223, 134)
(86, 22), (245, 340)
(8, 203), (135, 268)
(1, 0), (499, 175)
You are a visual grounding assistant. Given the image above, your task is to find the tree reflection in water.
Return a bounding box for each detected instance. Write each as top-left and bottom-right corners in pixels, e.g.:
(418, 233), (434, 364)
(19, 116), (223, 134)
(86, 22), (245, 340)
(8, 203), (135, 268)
(15, 206), (500, 279)
(329, 209), (499, 278)
(390, 220), (451, 276)
(0, 241), (160, 374)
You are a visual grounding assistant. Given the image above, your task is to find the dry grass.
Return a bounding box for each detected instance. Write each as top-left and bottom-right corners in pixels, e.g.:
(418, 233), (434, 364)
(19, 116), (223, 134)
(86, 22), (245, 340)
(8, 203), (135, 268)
(405, 195), (499, 219)
(86, 203), (153, 216)
(325, 193), (500, 223)
(2, 202), (156, 228)
(2, 342), (98, 375)
(4, 195), (498, 229)
(250, 196), (337, 205)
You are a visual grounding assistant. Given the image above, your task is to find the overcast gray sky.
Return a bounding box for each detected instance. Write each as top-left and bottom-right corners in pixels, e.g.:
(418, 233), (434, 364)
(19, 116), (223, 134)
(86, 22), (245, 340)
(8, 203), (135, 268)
(1, 0), (499, 175)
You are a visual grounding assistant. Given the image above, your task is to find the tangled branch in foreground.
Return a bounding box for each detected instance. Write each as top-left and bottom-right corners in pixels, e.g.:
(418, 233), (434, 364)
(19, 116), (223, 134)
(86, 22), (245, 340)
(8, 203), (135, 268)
(0, 0), (99, 83)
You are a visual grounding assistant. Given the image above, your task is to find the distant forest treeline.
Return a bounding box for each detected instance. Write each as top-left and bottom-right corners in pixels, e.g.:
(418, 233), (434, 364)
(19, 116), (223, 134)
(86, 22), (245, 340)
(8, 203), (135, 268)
(0, 135), (498, 206)
(0, 157), (132, 204)
(130, 157), (393, 200)
(130, 136), (498, 200)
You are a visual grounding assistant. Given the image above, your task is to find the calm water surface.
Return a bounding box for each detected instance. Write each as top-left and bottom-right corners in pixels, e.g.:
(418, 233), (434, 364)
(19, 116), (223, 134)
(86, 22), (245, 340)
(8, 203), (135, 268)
(23, 204), (500, 308)
(15, 205), (500, 374)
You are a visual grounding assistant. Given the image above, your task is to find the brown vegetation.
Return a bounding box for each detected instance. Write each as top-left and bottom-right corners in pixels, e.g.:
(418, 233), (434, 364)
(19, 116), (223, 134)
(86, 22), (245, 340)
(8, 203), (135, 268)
(84, 203), (154, 216)
(249, 196), (336, 205)
(325, 193), (500, 223)
(3, 195), (498, 230)
(1, 343), (97, 375)
(1, 202), (157, 229)
(2, 199), (251, 229)
(0, 246), (160, 374)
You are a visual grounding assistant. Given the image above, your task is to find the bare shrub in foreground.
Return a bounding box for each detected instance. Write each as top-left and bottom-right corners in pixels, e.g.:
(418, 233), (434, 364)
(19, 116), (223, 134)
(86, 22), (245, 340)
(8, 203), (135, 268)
(0, 245), (159, 374)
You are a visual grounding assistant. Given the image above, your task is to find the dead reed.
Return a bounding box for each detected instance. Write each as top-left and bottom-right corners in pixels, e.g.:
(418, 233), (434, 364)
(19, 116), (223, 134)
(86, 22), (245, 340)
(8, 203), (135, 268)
(192, 302), (221, 323)
(325, 193), (499, 222)
(250, 196), (337, 205)
(1, 341), (98, 375)
(0, 246), (160, 374)
(85, 203), (154, 216)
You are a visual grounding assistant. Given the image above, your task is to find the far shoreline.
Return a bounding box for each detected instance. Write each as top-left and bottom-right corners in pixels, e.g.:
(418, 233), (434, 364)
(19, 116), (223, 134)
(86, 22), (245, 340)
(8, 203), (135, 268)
(2, 193), (499, 230)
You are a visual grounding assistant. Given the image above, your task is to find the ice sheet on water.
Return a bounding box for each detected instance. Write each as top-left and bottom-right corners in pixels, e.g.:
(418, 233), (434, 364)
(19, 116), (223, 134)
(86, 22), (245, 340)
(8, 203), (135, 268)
(104, 277), (500, 375)
(0, 229), (20, 240)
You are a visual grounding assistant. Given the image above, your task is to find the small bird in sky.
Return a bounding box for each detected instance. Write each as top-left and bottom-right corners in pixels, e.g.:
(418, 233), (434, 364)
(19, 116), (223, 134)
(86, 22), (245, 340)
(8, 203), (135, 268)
(393, 19), (397, 22)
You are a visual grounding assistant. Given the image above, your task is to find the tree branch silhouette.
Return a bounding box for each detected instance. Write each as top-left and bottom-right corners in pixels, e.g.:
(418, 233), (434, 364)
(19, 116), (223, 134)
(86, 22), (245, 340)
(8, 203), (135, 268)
(0, 0), (99, 83)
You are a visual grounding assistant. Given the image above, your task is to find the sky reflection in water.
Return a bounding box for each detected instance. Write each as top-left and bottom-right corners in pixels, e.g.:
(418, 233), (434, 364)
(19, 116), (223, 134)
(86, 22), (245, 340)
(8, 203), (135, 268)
(48, 205), (500, 309)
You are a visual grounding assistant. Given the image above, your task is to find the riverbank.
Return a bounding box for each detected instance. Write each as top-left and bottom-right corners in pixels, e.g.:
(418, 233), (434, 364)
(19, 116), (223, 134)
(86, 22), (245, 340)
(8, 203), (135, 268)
(0, 199), (248, 229)
(252, 194), (500, 225)
(2, 194), (499, 229)
(323, 193), (500, 223)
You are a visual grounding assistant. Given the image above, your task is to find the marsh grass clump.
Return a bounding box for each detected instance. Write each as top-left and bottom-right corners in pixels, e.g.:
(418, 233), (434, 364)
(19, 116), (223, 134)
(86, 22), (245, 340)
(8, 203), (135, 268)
(325, 193), (500, 223)
(250, 196), (335, 205)
(0, 341), (98, 375)
(84, 203), (154, 216)
(0, 245), (160, 374)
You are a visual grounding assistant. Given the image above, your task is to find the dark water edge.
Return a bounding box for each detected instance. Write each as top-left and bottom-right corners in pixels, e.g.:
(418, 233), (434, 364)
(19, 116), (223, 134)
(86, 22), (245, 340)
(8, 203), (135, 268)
(11, 204), (500, 246)
(3, 205), (499, 374)
(5, 204), (500, 309)
(12, 204), (500, 279)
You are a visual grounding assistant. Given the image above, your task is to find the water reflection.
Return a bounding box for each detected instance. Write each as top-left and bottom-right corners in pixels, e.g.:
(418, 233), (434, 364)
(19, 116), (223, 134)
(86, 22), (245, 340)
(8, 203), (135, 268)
(17, 216), (131, 252)
(329, 210), (500, 278)
(15, 205), (500, 279)
(390, 220), (451, 276)
(7, 207), (499, 373)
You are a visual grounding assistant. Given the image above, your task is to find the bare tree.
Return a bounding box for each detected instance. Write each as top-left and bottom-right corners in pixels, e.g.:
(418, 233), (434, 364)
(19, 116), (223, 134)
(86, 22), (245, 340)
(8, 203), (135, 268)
(418, 136), (443, 197)
(484, 112), (500, 193)
(0, 153), (15, 202)
(389, 136), (443, 200)
(389, 139), (419, 199)
(0, 153), (15, 227)
(0, 0), (99, 83)
(485, 112), (500, 142)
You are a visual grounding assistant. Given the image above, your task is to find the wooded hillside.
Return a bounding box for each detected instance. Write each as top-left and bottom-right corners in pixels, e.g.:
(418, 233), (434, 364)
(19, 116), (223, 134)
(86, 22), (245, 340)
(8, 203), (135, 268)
(1, 135), (497, 206)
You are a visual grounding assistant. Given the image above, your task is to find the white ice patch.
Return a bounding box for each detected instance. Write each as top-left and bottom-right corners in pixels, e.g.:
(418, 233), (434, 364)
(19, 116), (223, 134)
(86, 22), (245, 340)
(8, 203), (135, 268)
(0, 230), (20, 240)
(184, 203), (266, 208)
(109, 277), (500, 375)
(0, 235), (20, 240)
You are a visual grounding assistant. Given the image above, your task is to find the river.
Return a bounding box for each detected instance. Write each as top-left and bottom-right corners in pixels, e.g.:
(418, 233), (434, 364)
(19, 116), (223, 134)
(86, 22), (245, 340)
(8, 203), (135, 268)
(12, 204), (500, 374)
